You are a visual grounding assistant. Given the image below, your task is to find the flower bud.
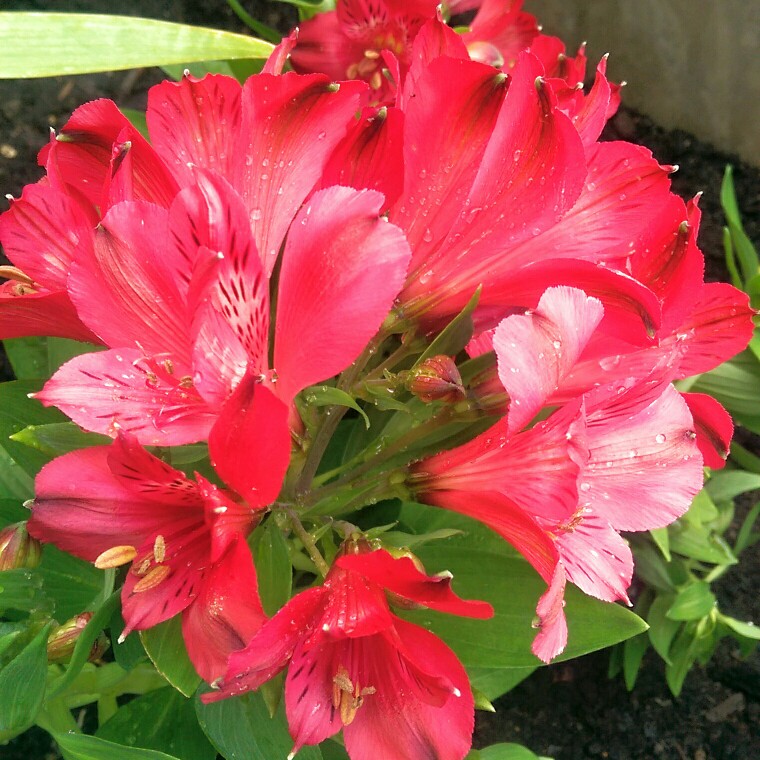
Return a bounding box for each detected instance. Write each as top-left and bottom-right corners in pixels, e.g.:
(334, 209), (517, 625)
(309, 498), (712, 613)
(47, 612), (109, 663)
(406, 355), (465, 404)
(0, 521), (42, 571)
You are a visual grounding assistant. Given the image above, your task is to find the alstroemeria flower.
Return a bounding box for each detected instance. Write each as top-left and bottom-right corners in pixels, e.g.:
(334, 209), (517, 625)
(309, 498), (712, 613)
(24, 73), (410, 450)
(411, 288), (705, 661)
(208, 547), (492, 760)
(27, 432), (288, 681)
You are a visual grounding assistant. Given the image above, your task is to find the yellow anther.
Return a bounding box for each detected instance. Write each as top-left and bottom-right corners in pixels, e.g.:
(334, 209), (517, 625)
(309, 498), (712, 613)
(153, 534), (166, 563)
(132, 564), (171, 593)
(94, 545), (138, 569)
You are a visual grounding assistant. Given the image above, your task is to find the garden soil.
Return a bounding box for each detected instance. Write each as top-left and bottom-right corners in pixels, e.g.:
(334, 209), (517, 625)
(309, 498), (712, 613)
(1, 2), (758, 759)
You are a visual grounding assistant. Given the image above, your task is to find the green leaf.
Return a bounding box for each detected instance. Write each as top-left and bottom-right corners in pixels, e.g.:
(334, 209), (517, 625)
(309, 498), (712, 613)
(196, 690), (323, 760)
(416, 287), (481, 364)
(140, 616), (200, 698)
(721, 165), (759, 285)
(305, 385), (371, 429)
(398, 503), (647, 667)
(665, 624), (699, 696)
(0, 622), (52, 740)
(11, 422), (109, 458)
(706, 470), (760, 502)
(719, 615), (760, 641)
(2, 337), (98, 380)
(122, 108), (150, 140)
(0, 568), (48, 615)
(622, 632), (649, 690)
(48, 592), (120, 699)
(475, 743), (545, 760)
(468, 666), (536, 701)
(0, 14), (274, 78)
(39, 544), (104, 621)
(735, 502), (760, 554)
(55, 733), (182, 760)
(111, 609), (148, 671)
(97, 686), (215, 760)
(0, 498), (27, 526)
(668, 522), (737, 565)
(647, 594), (680, 664)
(254, 519), (293, 617)
(666, 581), (716, 621)
(161, 59), (265, 83)
(0, 380), (67, 499)
(682, 488), (719, 525)
(649, 527), (671, 561)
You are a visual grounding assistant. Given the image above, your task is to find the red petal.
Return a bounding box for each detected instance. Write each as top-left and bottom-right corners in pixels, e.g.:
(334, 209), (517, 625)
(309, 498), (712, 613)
(392, 56), (507, 266)
(273, 186), (410, 401)
(36, 348), (215, 446)
(213, 587), (325, 700)
(336, 550), (493, 619)
(682, 392), (733, 469)
(0, 181), (96, 289)
(290, 11), (366, 81)
(494, 286), (604, 432)
(68, 201), (192, 360)
(463, 0), (540, 68)
(182, 534), (266, 682)
(233, 73), (366, 275)
(0, 287), (99, 343)
(343, 622), (474, 760)
(263, 29), (299, 75)
(208, 375), (290, 507)
(146, 74), (243, 189)
(319, 105), (405, 208)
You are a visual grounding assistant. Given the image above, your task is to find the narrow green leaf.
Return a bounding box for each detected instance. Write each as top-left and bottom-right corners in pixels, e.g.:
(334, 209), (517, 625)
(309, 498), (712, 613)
(649, 527), (671, 561)
(2, 337), (98, 380)
(0, 622), (52, 739)
(0, 14), (273, 78)
(0, 568), (48, 616)
(622, 632), (649, 690)
(706, 470), (760, 502)
(110, 609), (148, 671)
(254, 520), (293, 617)
(196, 690), (323, 760)
(11, 422), (109, 458)
(48, 592), (120, 698)
(97, 686), (215, 760)
(668, 522), (737, 565)
(735, 502), (760, 555)
(141, 616), (201, 697)
(719, 615), (760, 641)
(477, 743), (544, 760)
(305, 385), (371, 429)
(55, 733), (182, 760)
(721, 165), (760, 284)
(667, 581), (716, 621)
(416, 287), (481, 364)
(682, 488), (719, 525)
(665, 624), (699, 696)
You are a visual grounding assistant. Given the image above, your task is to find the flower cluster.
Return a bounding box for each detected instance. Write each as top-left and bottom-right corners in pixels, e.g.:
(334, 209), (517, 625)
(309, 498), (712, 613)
(0, 4), (753, 759)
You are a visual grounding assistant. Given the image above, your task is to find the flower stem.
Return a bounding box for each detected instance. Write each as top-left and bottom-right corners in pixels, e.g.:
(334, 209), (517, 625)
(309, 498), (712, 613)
(226, 0), (281, 43)
(286, 508), (331, 577)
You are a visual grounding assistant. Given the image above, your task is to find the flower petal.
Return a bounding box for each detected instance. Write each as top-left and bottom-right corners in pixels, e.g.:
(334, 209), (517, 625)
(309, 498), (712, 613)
(531, 564), (567, 663)
(273, 186), (411, 401)
(681, 392), (733, 469)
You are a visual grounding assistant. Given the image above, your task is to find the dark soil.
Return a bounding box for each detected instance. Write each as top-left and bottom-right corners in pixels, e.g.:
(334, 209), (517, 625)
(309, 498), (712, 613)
(1, 2), (759, 759)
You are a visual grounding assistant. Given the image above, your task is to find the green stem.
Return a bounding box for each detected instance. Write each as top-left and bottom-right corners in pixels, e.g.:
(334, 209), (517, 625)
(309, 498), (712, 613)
(36, 699), (80, 736)
(287, 509), (331, 577)
(226, 0), (282, 43)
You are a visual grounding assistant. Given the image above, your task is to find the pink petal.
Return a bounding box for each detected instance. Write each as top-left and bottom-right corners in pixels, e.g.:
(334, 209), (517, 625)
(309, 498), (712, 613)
(290, 11), (366, 81)
(583, 382), (703, 531)
(182, 534), (266, 682)
(494, 285), (604, 432)
(146, 74), (243, 189)
(531, 564), (568, 663)
(36, 348), (215, 446)
(682, 392), (733, 469)
(273, 186), (411, 401)
(336, 550), (493, 619)
(343, 622), (474, 760)
(208, 375), (290, 508)
(68, 201), (192, 360)
(233, 72), (366, 275)
(553, 511), (633, 603)
(29, 439), (203, 561)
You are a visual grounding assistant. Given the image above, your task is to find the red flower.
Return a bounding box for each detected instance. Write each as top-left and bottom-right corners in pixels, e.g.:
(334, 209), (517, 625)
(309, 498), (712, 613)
(27, 432), (287, 682)
(208, 548), (492, 760)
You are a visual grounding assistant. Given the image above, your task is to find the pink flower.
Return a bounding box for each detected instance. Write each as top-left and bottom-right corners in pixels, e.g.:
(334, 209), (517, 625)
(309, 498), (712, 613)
(208, 547), (492, 760)
(16, 73), (410, 449)
(27, 431), (289, 681)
